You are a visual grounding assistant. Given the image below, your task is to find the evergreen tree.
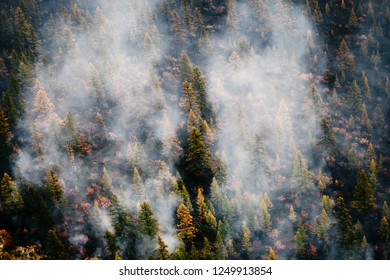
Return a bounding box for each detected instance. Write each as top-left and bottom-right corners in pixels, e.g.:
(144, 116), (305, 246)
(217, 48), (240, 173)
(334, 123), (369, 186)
(176, 204), (196, 248)
(348, 80), (363, 115)
(382, 202), (390, 219)
(176, 173), (193, 212)
(241, 221), (252, 258)
(200, 237), (214, 259)
(0, 173), (23, 212)
(337, 39), (355, 72)
(46, 168), (65, 203)
(0, 108), (12, 175)
(191, 66), (212, 120)
(289, 205), (297, 223)
(349, 8), (358, 28)
(269, 247), (277, 260)
(181, 81), (200, 116)
(318, 117), (337, 154)
(295, 221), (309, 259)
(259, 199), (272, 232)
(215, 221), (228, 259)
(155, 235), (170, 260)
(103, 231), (121, 260)
(46, 230), (69, 260)
(185, 126), (213, 182)
(351, 170), (376, 211)
(138, 201), (159, 238)
(360, 103), (372, 130)
(379, 217), (390, 258)
(369, 159), (378, 190)
(335, 197), (355, 250)
(314, 208), (330, 252)
(132, 167), (145, 198)
(179, 50), (192, 83)
(291, 151), (314, 205)
(101, 167), (113, 195)
(367, 0), (375, 20)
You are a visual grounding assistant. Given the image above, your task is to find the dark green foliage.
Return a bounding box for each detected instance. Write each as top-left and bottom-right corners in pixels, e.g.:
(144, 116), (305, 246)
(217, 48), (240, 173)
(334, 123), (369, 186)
(185, 126), (213, 183)
(351, 170), (377, 212)
(318, 117), (337, 155)
(347, 80), (363, 115)
(0, 108), (12, 174)
(0, 173), (23, 212)
(191, 66), (212, 120)
(335, 197), (355, 252)
(138, 201), (159, 238)
(103, 231), (120, 260)
(295, 222), (309, 259)
(46, 230), (69, 260)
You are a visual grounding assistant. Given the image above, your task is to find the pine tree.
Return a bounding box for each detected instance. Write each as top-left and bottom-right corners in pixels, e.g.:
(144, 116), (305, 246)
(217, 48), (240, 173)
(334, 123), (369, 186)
(348, 80), (363, 115)
(0, 173), (23, 212)
(182, 0), (196, 40)
(337, 39), (355, 72)
(46, 168), (65, 203)
(340, 0), (346, 9)
(349, 8), (358, 28)
(196, 187), (207, 218)
(260, 199), (272, 232)
(191, 66), (212, 120)
(318, 117), (337, 155)
(289, 205), (297, 222)
(103, 231), (121, 260)
(382, 202), (390, 219)
(295, 221), (309, 258)
(291, 151), (314, 202)
(64, 112), (79, 140)
(367, 0), (375, 20)
(0, 107), (12, 174)
(351, 170), (377, 211)
(360, 103), (372, 130)
(101, 167), (113, 195)
(373, 104), (385, 125)
(369, 159), (378, 190)
(95, 112), (107, 143)
(200, 237), (214, 259)
(179, 50), (192, 83)
(138, 201), (159, 238)
(335, 197), (355, 249)
(14, 7), (37, 49)
(176, 204), (196, 248)
(215, 221), (228, 259)
(176, 173), (193, 212)
(155, 235), (170, 260)
(132, 167), (145, 198)
(181, 81), (200, 116)
(46, 230), (69, 260)
(366, 143), (376, 164)
(185, 126), (213, 181)
(314, 208), (330, 247)
(241, 221), (252, 258)
(269, 247), (277, 260)
(379, 217), (390, 258)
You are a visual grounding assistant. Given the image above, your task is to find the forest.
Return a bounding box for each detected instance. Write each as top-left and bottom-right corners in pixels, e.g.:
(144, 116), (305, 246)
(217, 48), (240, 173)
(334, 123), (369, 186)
(0, 0), (389, 260)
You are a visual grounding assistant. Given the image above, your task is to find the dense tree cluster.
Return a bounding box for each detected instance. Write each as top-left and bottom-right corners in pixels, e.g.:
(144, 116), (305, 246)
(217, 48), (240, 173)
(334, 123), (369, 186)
(0, 0), (389, 260)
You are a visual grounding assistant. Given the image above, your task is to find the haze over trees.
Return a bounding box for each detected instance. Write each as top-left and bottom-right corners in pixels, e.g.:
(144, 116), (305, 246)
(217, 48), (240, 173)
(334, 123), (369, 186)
(0, 0), (389, 260)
